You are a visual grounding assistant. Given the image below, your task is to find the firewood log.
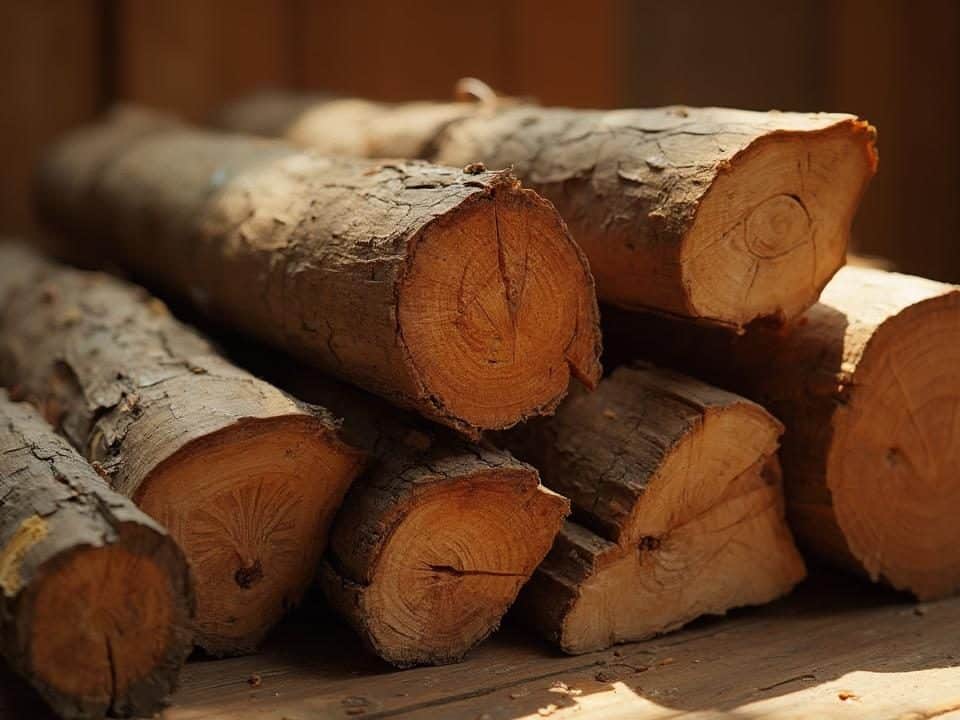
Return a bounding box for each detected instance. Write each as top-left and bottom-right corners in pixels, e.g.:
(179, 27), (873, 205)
(0, 393), (193, 719)
(36, 111), (602, 438)
(602, 266), (960, 600)
(0, 244), (364, 656)
(503, 365), (805, 654)
(219, 91), (877, 329)
(227, 350), (569, 667)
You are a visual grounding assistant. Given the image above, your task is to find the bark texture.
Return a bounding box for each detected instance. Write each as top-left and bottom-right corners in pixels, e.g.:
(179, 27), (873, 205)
(228, 350), (569, 667)
(602, 266), (960, 600)
(0, 243), (363, 655)
(219, 92), (878, 328)
(0, 393), (193, 719)
(503, 365), (805, 653)
(36, 112), (602, 437)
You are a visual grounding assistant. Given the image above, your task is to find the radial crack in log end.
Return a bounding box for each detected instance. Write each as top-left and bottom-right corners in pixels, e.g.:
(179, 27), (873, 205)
(218, 93), (877, 329)
(601, 266), (960, 601)
(37, 113), (602, 437)
(506, 365), (805, 653)
(0, 394), (193, 720)
(400, 178), (602, 434)
(322, 463), (569, 668)
(0, 244), (365, 656)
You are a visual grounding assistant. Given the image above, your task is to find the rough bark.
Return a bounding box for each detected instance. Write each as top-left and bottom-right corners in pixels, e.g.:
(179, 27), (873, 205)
(0, 393), (193, 719)
(219, 91), (878, 328)
(36, 111), (602, 438)
(502, 365), (805, 654)
(602, 266), (960, 600)
(227, 349), (570, 667)
(0, 243), (364, 656)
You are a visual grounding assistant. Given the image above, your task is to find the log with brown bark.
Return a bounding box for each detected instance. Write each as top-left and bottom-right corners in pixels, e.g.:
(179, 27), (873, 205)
(36, 111), (602, 438)
(220, 90), (878, 329)
(0, 244), (364, 656)
(501, 364), (805, 654)
(602, 266), (960, 600)
(228, 350), (569, 667)
(0, 393), (193, 719)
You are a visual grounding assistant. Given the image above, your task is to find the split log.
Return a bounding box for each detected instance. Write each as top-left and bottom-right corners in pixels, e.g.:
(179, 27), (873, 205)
(219, 91), (878, 328)
(0, 244), (364, 656)
(36, 112), (602, 437)
(227, 350), (570, 667)
(0, 393), (193, 719)
(602, 266), (960, 600)
(502, 365), (805, 654)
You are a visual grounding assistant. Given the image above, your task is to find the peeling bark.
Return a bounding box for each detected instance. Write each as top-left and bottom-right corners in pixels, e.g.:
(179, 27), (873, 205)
(0, 393), (193, 719)
(0, 244), (364, 655)
(219, 92), (877, 328)
(36, 111), (602, 437)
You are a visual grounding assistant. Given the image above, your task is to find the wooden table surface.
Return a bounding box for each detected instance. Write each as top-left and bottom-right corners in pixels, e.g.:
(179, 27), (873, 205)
(2, 572), (958, 720)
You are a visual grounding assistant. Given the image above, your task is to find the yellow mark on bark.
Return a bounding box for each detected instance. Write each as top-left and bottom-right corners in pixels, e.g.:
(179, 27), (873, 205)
(0, 515), (49, 596)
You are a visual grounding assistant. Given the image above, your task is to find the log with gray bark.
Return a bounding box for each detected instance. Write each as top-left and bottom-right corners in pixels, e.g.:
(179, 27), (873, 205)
(0, 243), (364, 656)
(228, 349), (569, 667)
(220, 90), (877, 329)
(0, 393), (193, 719)
(500, 364), (805, 653)
(602, 266), (960, 600)
(36, 111), (602, 438)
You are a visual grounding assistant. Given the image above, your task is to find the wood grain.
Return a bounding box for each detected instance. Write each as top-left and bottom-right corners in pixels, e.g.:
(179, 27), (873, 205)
(115, 573), (960, 720)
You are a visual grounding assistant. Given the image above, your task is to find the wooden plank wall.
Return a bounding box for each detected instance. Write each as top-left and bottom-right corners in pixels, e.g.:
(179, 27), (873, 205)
(1, 0), (957, 281)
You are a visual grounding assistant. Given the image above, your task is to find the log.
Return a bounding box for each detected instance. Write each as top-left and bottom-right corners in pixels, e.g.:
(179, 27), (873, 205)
(36, 111), (602, 437)
(602, 266), (960, 600)
(502, 365), (805, 654)
(0, 393), (193, 719)
(0, 244), (364, 656)
(226, 350), (570, 667)
(219, 91), (878, 328)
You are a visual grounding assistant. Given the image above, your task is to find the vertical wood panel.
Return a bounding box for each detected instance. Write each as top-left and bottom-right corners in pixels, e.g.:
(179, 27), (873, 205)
(827, 0), (960, 281)
(0, 0), (102, 234)
(508, 0), (626, 108)
(294, 0), (513, 101)
(116, 0), (295, 122)
(623, 0), (827, 111)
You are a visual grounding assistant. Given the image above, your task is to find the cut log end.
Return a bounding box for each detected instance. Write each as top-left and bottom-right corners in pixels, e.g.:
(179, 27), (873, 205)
(826, 289), (960, 600)
(399, 179), (601, 435)
(324, 468), (568, 667)
(682, 119), (878, 327)
(516, 372), (805, 654)
(27, 524), (191, 718)
(136, 415), (363, 656)
(558, 457), (805, 654)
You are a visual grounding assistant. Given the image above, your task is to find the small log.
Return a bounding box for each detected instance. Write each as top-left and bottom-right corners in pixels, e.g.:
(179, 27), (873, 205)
(36, 111), (602, 437)
(230, 351), (569, 667)
(503, 365), (805, 654)
(602, 266), (960, 600)
(219, 91), (877, 328)
(0, 244), (364, 656)
(0, 393), (193, 719)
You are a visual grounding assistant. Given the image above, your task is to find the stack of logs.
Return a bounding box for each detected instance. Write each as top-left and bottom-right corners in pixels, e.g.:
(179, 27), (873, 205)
(2, 83), (958, 720)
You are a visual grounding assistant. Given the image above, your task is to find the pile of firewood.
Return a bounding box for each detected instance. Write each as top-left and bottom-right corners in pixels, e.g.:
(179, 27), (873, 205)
(2, 85), (958, 720)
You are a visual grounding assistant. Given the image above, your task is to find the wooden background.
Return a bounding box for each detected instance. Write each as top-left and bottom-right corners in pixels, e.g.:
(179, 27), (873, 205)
(3, 0), (958, 282)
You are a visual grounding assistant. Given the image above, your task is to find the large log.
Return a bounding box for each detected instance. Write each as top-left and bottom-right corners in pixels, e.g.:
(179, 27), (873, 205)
(502, 365), (805, 654)
(0, 393), (193, 719)
(602, 266), (960, 600)
(0, 244), (364, 656)
(36, 111), (602, 438)
(227, 350), (569, 667)
(219, 91), (878, 329)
